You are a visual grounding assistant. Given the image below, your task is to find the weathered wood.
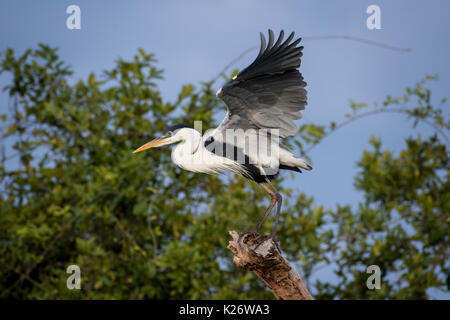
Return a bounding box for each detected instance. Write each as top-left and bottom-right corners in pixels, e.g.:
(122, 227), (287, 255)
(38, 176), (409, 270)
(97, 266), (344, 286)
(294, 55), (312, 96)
(227, 230), (313, 300)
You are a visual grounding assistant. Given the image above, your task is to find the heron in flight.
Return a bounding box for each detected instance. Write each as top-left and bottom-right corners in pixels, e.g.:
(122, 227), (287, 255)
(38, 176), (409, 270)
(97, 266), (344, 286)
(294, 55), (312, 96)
(134, 29), (311, 245)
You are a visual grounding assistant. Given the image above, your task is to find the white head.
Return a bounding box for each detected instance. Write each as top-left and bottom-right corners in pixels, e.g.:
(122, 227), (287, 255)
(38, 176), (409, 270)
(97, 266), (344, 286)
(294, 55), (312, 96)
(133, 125), (200, 154)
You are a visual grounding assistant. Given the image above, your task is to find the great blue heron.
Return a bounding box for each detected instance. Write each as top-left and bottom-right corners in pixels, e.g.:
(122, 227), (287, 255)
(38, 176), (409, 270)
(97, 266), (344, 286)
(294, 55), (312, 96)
(134, 29), (311, 245)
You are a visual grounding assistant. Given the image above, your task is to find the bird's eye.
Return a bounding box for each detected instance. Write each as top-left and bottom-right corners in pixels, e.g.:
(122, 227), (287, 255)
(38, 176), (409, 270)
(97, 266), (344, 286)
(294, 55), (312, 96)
(167, 131), (173, 136)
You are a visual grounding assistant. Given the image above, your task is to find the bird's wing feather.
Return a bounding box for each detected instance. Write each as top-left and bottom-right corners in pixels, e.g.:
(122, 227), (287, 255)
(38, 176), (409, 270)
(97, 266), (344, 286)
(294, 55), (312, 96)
(216, 29), (307, 138)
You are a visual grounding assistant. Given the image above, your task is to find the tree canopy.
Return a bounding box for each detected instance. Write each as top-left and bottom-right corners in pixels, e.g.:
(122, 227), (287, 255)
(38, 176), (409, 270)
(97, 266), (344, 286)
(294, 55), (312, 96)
(0, 45), (448, 299)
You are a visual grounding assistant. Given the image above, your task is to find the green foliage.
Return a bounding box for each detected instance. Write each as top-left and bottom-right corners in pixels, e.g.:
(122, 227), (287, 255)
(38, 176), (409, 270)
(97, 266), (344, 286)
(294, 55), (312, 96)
(0, 45), (448, 299)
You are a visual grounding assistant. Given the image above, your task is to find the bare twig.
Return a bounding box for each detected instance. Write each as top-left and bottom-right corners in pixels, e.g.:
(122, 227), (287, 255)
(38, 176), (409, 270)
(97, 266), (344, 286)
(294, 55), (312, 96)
(302, 35), (411, 52)
(212, 35), (411, 84)
(302, 108), (450, 157)
(211, 46), (258, 83)
(147, 220), (159, 262)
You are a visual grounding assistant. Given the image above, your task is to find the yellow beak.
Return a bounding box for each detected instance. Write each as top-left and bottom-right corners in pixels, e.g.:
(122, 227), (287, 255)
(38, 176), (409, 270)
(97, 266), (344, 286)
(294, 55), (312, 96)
(133, 137), (167, 153)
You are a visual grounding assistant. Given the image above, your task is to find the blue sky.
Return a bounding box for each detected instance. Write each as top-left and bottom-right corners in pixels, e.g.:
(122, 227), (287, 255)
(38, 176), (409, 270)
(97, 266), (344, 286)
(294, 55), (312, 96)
(1, 1), (449, 298)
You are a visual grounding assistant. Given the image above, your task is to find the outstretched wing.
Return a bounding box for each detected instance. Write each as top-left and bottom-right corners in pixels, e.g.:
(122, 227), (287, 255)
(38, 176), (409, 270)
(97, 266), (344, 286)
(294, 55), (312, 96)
(216, 29), (307, 138)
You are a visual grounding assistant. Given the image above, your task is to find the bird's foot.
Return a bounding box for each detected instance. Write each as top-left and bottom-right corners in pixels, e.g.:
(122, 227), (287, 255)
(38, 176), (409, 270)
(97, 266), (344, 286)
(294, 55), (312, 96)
(237, 229), (259, 248)
(238, 230), (281, 253)
(253, 233), (281, 253)
(268, 233), (281, 253)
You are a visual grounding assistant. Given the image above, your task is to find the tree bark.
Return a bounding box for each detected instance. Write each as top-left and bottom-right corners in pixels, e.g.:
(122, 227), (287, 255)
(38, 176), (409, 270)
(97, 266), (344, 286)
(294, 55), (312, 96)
(227, 230), (313, 300)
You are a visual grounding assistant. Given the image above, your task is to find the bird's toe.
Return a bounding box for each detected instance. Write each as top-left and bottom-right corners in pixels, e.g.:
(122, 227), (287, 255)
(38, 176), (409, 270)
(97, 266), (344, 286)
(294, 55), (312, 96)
(237, 229), (259, 248)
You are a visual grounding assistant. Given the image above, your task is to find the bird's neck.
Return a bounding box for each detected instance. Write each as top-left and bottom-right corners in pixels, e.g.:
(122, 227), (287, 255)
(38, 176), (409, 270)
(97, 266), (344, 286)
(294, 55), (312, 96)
(171, 132), (201, 170)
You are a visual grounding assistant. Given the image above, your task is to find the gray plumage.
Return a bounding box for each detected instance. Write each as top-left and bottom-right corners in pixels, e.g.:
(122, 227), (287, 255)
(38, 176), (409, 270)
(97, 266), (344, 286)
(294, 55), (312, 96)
(216, 29), (307, 138)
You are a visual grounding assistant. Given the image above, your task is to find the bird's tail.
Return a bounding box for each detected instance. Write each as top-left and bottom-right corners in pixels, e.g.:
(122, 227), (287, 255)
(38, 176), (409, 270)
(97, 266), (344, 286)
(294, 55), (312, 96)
(292, 157), (312, 171)
(279, 148), (312, 171)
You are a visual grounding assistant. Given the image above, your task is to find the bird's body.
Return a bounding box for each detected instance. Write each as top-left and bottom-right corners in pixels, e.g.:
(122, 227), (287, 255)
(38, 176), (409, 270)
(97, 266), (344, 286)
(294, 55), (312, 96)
(134, 30), (312, 245)
(167, 126), (309, 182)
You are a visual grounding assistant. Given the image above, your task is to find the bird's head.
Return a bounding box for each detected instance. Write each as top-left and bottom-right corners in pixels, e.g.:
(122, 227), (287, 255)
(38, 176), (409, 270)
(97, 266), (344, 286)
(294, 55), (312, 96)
(133, 124), (195, 153)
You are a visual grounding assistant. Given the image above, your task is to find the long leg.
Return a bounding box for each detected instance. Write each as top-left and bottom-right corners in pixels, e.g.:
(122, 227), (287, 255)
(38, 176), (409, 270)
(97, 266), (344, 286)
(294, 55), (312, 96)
(255, 183), (277, 232)
(265, 179), (282, 238)
(237, 182), (277, 247)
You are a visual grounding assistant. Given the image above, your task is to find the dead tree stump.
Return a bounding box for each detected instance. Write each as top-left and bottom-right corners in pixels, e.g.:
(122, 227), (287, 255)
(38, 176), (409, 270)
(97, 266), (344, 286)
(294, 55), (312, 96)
(227, 230), (313, 300)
